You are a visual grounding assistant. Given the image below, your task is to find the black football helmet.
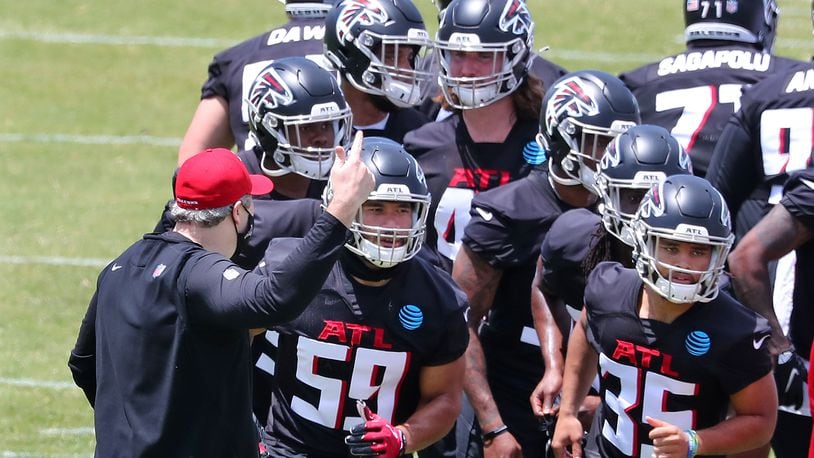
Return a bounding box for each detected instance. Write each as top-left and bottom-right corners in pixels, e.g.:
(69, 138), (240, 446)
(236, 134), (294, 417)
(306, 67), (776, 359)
(323, 137), (430, 268)
(324, 0), (434, 107)
(279, 0), (334, 18)
(247, 57), (352, 180)
(436, 0), (534, 109)
(538, 70), (640, 189)
(596, 124), (693, 247)
(684, 0), (778, 51)
(632, 175), (734, 303)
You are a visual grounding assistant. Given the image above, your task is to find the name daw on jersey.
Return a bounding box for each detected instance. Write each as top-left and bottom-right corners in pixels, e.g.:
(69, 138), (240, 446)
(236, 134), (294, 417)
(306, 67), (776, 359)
(658, 50), (771, 76)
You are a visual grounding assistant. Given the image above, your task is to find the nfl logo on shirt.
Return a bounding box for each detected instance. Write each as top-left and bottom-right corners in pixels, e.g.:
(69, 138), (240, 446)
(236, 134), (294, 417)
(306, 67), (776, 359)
(152, 264), (167, 278)
(686, 0), (699, 11)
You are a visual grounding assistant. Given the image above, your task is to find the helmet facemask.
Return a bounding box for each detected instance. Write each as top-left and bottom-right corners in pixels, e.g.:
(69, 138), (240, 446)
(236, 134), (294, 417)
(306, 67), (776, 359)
(551, 119), (635, 189)
(324, 182), (430, 268)
(255, 104), (352, 180)
(348, 29), (435, 107)
(633, 223), (732, 303)
(437, 37), (530, 110)
(596, 175), (658, 246)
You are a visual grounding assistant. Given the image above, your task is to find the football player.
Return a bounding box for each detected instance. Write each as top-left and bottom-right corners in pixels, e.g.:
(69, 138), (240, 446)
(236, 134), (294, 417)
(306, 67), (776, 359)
(530, 124), (692, 428)
(703, 8), (814, 455)
(451, 70), (639, 457)
(618, 0), (806, 177)
(553, 175), (777, 457)
(324, 0), (433, 142)
(419, 0), (567, 122)
(405, 0), (542, 273)
(241, 56), (352, 200)
(255, 137), (469, 457)
(728, 168), (814, 458)
(178, 0), (335, 164)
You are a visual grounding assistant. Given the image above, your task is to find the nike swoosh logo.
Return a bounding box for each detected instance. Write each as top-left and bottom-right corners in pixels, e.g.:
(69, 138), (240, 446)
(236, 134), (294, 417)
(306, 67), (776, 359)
(752, 334), (770, 350)
(801, 178), (814, 191)
(785, 368), (800, 394)
(475, 207), (493, 222)
(111, 264), (123, 271)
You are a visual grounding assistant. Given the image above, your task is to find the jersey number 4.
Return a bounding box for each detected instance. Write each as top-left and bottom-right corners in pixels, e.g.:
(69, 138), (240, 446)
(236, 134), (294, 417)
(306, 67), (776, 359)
(291, 336), (409, 431)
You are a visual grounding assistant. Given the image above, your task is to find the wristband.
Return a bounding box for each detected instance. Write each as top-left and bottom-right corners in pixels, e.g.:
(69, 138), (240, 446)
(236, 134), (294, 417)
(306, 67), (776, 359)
(398, 428), (407, 456)
(482, 424), (509, 443)
(685, 429), (699, 458)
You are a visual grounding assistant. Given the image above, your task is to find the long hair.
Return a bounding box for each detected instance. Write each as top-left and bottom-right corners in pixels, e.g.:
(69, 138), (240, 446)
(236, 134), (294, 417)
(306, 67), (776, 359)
(512, 73), (544, 122)
(582, 224), (615, 277)
(435, 73), (544, 120)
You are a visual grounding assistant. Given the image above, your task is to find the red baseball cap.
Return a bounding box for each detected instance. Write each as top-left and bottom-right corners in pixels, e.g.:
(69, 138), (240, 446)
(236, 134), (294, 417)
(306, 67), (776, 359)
(175, 148), (274, 210)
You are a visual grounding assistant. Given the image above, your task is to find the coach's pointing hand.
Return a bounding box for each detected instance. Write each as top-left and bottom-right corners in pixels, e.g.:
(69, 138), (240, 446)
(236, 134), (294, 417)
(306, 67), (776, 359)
(325, 131), (375, 227)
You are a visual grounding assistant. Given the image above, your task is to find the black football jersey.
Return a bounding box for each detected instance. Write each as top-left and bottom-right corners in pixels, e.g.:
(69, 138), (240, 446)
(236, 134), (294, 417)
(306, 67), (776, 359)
(540, 208), (602, 314)
(355, 107), (430, 144)
(201, 17), (327, 151)
(619, 44), (806, 176)
(234, 198), (321, 270)
(405, 115), (535, 266)
(780, 168), (814, 357)
(583, 262), (772, 458)
(463, 169), (576, 393)
(708, 63), (814, 238)
(255, 245), (468, 456)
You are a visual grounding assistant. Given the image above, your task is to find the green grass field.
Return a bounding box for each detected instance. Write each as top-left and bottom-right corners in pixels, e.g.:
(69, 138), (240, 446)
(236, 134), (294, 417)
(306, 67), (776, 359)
(1, 0), (810, 455)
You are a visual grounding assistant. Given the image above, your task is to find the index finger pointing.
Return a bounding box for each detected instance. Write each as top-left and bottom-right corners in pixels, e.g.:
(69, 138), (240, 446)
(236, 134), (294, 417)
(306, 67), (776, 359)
(347, 130), (364, 161)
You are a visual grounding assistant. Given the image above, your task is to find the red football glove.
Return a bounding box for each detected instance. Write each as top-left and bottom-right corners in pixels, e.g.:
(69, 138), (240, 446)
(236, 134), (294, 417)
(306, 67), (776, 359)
(345, 402), (405, 458)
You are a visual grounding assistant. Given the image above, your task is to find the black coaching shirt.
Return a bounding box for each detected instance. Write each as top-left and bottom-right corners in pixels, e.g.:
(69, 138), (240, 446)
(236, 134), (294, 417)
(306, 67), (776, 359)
(619, 44), (806, 177)
(583, 262), (771, 458)
(202, 17), (327, 151)
(781, 168), (814, 357)
(68, 213), (348, 457)
(405, 115), (535, 267)
(255, 246), (468, 456)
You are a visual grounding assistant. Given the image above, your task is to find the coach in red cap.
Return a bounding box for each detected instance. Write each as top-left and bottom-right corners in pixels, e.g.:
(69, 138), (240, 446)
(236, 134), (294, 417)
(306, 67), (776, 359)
(69, 134), (374, 457)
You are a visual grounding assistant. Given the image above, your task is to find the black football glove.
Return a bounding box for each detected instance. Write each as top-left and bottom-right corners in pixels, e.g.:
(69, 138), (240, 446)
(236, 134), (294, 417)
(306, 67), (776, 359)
(774, 347), (808, 410)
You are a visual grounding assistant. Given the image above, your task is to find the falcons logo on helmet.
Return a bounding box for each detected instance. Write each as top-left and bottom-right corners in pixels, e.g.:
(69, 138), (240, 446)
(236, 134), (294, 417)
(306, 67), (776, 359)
(719, 194), (731, 228)
(249, 67), (294, 111)
(499, 0), (532, 36)
(601, 138), (622, 169)
(336, 0), (388, 43)
(638, 181), (665, 218)
(546, 77), (599, 132)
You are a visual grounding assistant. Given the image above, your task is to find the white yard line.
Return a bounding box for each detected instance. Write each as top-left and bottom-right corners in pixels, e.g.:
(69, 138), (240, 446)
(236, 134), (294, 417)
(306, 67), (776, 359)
(0, 133), (181, 147)
(0, 255), (109, 268)
(2, 453), (92, 458)
(0, 377), (76, 390)
(38, 428), (94, 436)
